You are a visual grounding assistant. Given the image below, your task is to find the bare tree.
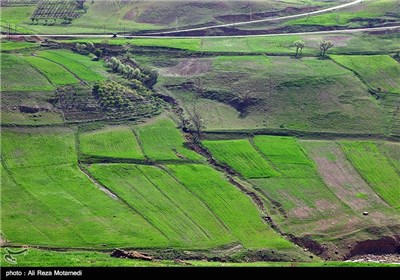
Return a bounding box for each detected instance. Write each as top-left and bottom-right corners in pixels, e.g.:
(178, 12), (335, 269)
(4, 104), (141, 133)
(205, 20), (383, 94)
(293, 40), (305, 58)
(187, 99), (205, 144)
(319, 40), (334, 58)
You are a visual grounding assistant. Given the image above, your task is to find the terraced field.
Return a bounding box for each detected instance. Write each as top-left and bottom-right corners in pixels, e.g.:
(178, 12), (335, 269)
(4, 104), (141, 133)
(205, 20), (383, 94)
(202, 139), (279, 178)
(79, 126), (144, 159)
(38, 50), (105, 81)
(1, 54), (54, 91)
(331, 55), (400, 93)
(25, 56), (79, 85)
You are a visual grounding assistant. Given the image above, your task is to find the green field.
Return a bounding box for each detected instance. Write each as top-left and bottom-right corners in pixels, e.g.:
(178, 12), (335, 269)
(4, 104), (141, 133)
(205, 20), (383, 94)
(135, 118), (203, 161)
(0, 41), (39, 52)
(202, 139), (279, 178)
(0, 54), (54, 91)
(38, 50), (105, 82)
(79, 126), (144, 159)
(339, 141), (400, 208)
(1, 128), (169, 248)
(167, 164), (294, 249)
(87, 164), (233, 248)
(330, 55), (400, 93)
(25, 56), (79, 85)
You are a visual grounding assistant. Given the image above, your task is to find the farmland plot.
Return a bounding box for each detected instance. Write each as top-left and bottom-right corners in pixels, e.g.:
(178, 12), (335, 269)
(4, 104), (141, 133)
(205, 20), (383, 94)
(39, 50), (105, 81)
(79, 126), (144, 159)
(339, 141), (400, 208)
(330, 55), (400, 94)
(300, 140), (389, 211)
(202, 139), (279, 178)
(25, 56), (79, 85)
(1, 54), (53, 91)
(135, 118), (203, 161)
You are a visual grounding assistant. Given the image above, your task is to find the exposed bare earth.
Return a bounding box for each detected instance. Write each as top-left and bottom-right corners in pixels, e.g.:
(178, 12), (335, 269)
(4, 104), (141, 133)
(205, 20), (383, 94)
(300, 140), (387, 211)
(159, 58), (212, 77)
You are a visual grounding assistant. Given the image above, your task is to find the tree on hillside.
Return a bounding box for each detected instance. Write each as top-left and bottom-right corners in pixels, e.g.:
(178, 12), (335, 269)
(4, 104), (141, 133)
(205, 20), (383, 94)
(187, 103), (205, 144)
(319, 40), (334, 58)
(293, 40), (305, 58)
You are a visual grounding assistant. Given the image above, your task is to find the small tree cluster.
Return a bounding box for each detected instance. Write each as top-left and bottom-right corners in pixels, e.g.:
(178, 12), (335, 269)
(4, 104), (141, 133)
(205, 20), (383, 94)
(92, 81), (139, 112)
(74, 42), (102, 58)
(107, 57), (142, 80)
(105, 56), (158, 90)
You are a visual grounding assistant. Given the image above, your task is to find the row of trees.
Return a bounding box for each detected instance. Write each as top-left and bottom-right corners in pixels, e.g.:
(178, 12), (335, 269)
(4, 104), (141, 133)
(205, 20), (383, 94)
(293, 40), (334, 58)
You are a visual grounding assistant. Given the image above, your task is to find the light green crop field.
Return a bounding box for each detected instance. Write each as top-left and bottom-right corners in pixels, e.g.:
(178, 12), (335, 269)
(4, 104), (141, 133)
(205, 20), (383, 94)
(0, 53), (54, 91)
(286, 0), (398, 27)
(25, 56), (79, 85)
(330, 55), (400, 93)
(79, 126), (144, 159)
(0, 41), (39, 52)
(87, 164), (233, 248)
(202, 139), (279, 178)
(378, 142), (400, 173)
(1, 128), (169, 248)
(135, 118), (203, 161)
(38, 50), (105, 81)
(339, 141), (400, 208)
(166, 164), (294, 249)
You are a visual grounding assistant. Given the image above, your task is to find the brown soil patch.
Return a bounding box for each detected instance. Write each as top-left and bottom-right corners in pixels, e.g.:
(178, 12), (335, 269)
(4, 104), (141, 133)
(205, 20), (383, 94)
(160, 58), (212, 77)
(301, 141), (387, 211)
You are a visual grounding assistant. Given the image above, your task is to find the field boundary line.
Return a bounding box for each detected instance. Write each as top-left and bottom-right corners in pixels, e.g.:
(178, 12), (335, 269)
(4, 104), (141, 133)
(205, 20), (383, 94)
(136, 165), (213, 240)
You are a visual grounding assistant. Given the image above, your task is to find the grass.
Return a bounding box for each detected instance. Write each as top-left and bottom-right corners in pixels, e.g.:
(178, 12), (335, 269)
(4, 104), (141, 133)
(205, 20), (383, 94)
(286, 0), (398, 27)
(202, 139), (279, 178)
(0, 41), (39, 52)
(0, 53), (54, 91)
(135, 118), (203, 161)
(0, 111), (64, 126)
(166, 164), (295, 249)
(162, 55), (385, 134)
(24, 56), (79, 85)
(79, 126), (144, 159)
(87, 164), (234, 248)
(339, 141), (400, 208)
(1, 127), (169, 248)
(38, 50), (105, 81)
(330, 55), (400, 93)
